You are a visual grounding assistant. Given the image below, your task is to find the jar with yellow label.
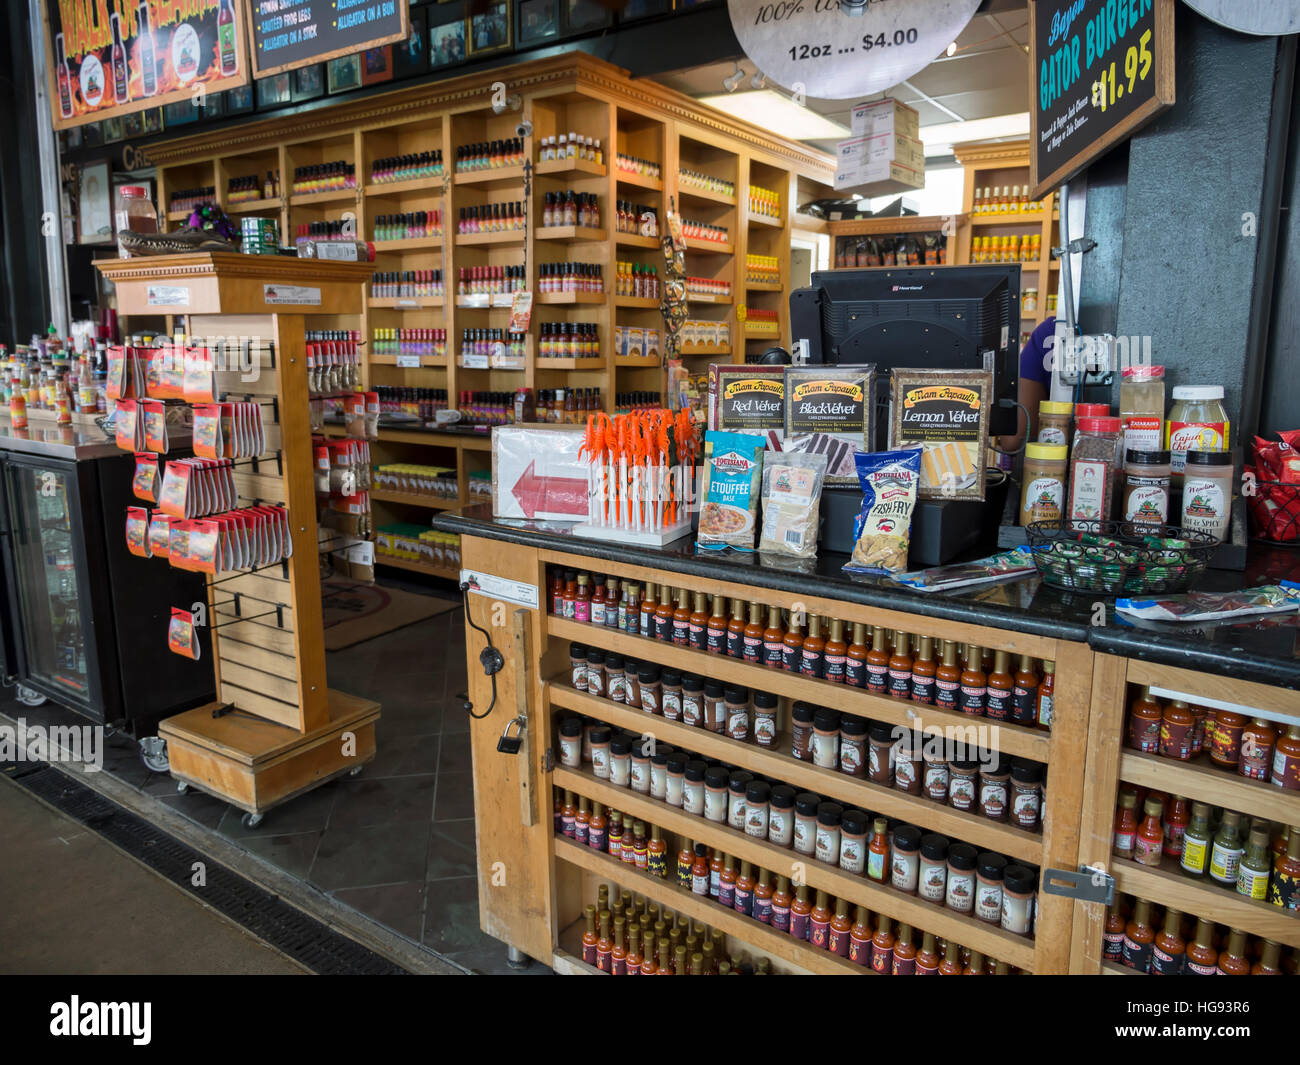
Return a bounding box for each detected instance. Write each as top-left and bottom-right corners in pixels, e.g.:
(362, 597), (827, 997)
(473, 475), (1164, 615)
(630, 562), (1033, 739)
(1167, 385), (1230, 481)
(1019, 443), (1068, 526)
(1037, 401), (1073, 446)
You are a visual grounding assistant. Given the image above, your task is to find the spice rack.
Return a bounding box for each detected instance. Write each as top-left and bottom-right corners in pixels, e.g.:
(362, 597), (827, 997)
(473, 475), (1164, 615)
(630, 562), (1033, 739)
(95, 254), (381, 824)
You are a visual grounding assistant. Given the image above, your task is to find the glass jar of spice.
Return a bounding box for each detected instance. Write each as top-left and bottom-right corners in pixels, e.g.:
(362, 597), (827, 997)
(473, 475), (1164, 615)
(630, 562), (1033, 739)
(559, 717), (582, 768)
(923, 746), (950, 803)
(589, 725), (612, 779)
(793, 792), (820, 856)
(978, 757), (1011, 822)
(638, 665), (661, 714)
(839, 808), (869, 875)
(1010, 758), (1042, 830)
(753, 690), (778, 748)
(867, 722), (895, 784)
(1120, 364), (1166, 457)
(609, 736), (632, 787)
(814, 803), (843, 865)
(1037, 400), (1073, 446)
(745, 781), (771, 839)
(1019, 443), (1068, 526)
(1001, 864), (1036, 934)
(727, 770), (753, 831)
(975, 852), (1007, 924)
(769, 785), (796, 848)
(1180, 450), (1234, 541)
(894, 730), (922, 795)
(570, 642), (588, 691)
(606, 653), (626, 703)
(703, 766), (729, 822)
(698, 679), (723, 730)
(811, 708), (841, 769)
(725, 685), (750, 741)
(649, 749), (670, 799)
(1122, 449), (1171, 525)
(948, 759), (979, 811)
(892, 825), (921, 894)
(1069, 416), (1123, 525)
(919, 834), (949, 903)
(839, 714), (867, 777)
(586, 648), (606, 698)
(682, 760), (708, 815)
(945, 843), (978, 913)
(791, 702), (815, 761)
(664, 753), (687, 806)
(630, 738), (651, 793)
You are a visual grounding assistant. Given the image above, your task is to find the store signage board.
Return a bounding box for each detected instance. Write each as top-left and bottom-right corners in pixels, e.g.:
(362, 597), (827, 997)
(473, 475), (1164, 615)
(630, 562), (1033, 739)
(727, 0), (980, 100)
(1181, 0), (1300, 35)
(244, 0), (409, 78)
(42, 0), (251, 130)
(461, 570), (539, 610)
(1029, 0), (1176, 199)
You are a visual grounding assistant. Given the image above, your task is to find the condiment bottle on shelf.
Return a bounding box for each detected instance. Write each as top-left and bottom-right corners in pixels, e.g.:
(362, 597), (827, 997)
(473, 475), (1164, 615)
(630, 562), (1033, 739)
(790, 883), (812, 941)
(870, 914), (895, 973)
(754, 868), (774, 924)
(589, 802), (607, 852)
(717, 854), (737, 908)
(1240, 718), (1276, 781)
(689, 592), (709, 650)
(1011, 655), (1039, 725)
(640, 582), (657, 636)
(1036, 660), (1056, 730)
(848, 906), (872, 966)
(763, 605), (786, 669)
(672, 588), (691, 645)
(911, 636), (937, 705)
(1127, 686), (1163, 752)
(1253, 940), (1283, 975)
(888, 631), (913, 699)
(938, 940), (964, 975)
(562, 571), (578, 618)
(1271, 825), (1300, 909)
(550, 569), (564, 613)
(654, 586), (674, 641)
(1158, 699), (1195, 760)
(1209, 811), (1245, 886)
(726, 598), (746, 658)
(828, 899), (852, 957)
(610, 917), (628, 975)
(626, 926), (643, 974)
(1180, 802), (1213, 878)
(958, 644), (987, 716)
(935, 640), (961, 709)
(742, 602), (764, 662)
(1102, 903), (1125, 962)
(916, 932), (940, 975)
(823, 619), (848, 683)
(964, 951), (986, 975)
(771, 876), (793, 933)
(865, 626), (890, 692)
(590, 577), (607, 626)
(1134, 798), (1164, 867)
(1274, 725), (1300, 791)
(1237, 825), (1272, 900)
(574, 574), (591, 622)
(1149, 908), (1186, 975)
(845, 622), (868, 687)
(561, 790), (577, 837)
(574, 797), (590, 844)
(1216, 930), (1250, 975)
(690, 843), (709, 895)
(706, 594), (727, 654)
(801, 615), (825, 677)
(892, 923), (917, 975)
(1209, 709), (1246, 768)
(581, 903), (598, 965)
(735, 860), (756, 916)
(1162, 795), (1188, 860)
(596, 910), (613, 971)
(809, 890), (832, 949)
(1184, 918), (1218, 975)
(783, 612), (805, 672)
(1121, 898), (1155, 972)
(1112, 792), (1138, 859)
(867, 817), (890, 883)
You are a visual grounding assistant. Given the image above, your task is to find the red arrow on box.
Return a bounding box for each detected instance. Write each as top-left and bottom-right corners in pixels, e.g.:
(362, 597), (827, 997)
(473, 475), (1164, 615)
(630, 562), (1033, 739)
(512, 461), (588, 518)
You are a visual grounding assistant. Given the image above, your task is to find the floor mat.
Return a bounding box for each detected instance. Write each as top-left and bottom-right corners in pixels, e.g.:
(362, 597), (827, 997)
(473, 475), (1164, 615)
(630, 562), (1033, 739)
(322, 578), (460, 651)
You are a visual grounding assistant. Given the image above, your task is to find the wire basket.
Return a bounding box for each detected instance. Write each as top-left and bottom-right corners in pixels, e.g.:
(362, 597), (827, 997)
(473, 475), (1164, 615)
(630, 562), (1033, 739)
(1024, 520), (1219, 596)
(1247, 481), (1300, 546)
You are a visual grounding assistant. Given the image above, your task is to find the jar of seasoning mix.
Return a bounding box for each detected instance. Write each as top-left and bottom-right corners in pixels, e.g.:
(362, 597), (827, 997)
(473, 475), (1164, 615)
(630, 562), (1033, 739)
(665, 753), (687, 807)
(839, 808), (869, 875)
(660, 669), (683, 721)
(923, 747), (950, 803)
(1122, 449), (1171, 525)
(814, 803), (843, 865)
(769, 786), (796, 848)
(586, 648), (606, 698)
(948, 759), (979, 812)
(1180, 450), (1233, 541)
(1167, 385), (1229, 480)
(1119, 364), (1166, 457)
(1037, 400), (1073, 446)
(892, 825), (921, 894)
(638, 665), (661, 714)
(725, 685), (750, 741)
(1010, 759), (1042, 830)
(682, 760), (708, 815)
(623, 659), (640, 708)
(918, 834), (949, 903)
(867, 722), (895, 785)
(791, 702), (815, 762)
(812, 709), (841, 769)
(728, 771), (754, 831)
(839, 714), (867, 777)
(699, 679), (724, 731)
(559, 717), (583, 768)
(753, 690), (778, 748)
(978, 758), (1011, 822)
(894, 731), (922, 795)
(1001, 864), (1036, 934)
(609, 736), (632, 788)
(570, 642), (588, 691)
(1069, 416), (1122, 525)
(945, 843), (978, 913)
(745, 781), (771, 839)
(704, 766), (729, 822)
(1019, 443), (1068, 526)
(649, 749), (670, 799)
(681, 673), (704, 727)
(793, 793), (820, 856)
(590, 725), (612, 779)
(975, 853), (1007, 923)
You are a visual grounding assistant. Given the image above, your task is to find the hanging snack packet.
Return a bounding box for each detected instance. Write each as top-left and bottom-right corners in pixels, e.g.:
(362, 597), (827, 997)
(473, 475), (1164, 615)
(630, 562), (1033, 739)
(698, 430), (765, 550)
(759, 451), (827, 558)
(142, 399), (169, 454)
(133, 453), (159, 503)
(114, 399), (142, 452)
(125, 507), (151, 558)
(167, 608), (201, 660)
(843, 448), (921, 575)
(192, 404), (223, 459)
(148, 513), (172, 559)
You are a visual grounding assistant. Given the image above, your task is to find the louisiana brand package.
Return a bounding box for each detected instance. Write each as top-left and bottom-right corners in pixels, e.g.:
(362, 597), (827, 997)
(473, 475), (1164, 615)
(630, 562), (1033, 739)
(843, 448), (921, 575)
(758, 451), (827, 558)
(783, 365), (874, 484)
(890, 369), (992, 500)
(698, 430), (765, 550)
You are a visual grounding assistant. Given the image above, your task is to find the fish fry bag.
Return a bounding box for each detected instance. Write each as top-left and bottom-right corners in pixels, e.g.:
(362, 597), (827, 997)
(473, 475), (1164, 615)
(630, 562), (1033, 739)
(843, 448), (921, 575)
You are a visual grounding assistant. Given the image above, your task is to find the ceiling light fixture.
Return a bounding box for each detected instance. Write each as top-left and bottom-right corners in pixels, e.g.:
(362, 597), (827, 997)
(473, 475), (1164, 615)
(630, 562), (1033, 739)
(722, 63), (746, 93)
(751, 70), (767, 91)
(946, 41), (957, 57)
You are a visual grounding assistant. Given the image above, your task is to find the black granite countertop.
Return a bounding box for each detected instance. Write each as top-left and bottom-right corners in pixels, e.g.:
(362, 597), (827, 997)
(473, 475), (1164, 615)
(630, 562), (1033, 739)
(432, 504), (1300, 692)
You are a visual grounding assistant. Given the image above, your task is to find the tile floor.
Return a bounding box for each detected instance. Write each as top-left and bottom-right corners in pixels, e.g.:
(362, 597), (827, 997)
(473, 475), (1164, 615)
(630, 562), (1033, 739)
(3, 578), (549, 976)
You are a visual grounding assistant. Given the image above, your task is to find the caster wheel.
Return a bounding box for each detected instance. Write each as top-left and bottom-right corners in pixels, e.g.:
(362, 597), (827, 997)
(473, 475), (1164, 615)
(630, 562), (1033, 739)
(176, 782), (189, 795)
(241, 812), (264, 829)
(138, 736), (170, 773)
(348, 766), (363, 777)
(15, 685), (47, 707)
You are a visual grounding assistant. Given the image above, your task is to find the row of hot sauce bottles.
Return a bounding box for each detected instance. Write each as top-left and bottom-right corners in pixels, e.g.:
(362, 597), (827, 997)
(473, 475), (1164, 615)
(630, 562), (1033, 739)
(549, 567), (1058, 730)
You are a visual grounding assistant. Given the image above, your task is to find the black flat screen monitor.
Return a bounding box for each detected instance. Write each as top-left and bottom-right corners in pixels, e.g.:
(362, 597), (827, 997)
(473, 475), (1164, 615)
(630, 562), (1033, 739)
(789, 264), (1022, 441)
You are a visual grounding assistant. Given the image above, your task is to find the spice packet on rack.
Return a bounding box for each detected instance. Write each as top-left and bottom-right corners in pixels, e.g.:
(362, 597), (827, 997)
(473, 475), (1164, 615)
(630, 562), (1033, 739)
(132, 453), (159, 503)
(167, 608), (201, 660)
(114, 400), (144, 452)
(192, 404), (224, 459)
(890, 547), (1037, 592)
(142, 400), (169, 454)
(182, 345), (217, 404)
(1115, 582), (1300, 623)
(148, 513), (172, 559)
(125, 507), (150, 558)
(843, 448), (921, 576)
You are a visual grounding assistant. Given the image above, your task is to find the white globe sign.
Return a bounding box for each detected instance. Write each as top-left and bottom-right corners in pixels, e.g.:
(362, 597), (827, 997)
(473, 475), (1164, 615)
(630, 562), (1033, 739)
(727, 0), (982, 100)
(1181, 1), (1300, 36)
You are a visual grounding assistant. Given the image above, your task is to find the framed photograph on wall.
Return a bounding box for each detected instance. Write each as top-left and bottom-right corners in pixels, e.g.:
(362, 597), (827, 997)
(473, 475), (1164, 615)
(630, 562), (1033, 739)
(226, 84), (255, 115)
(123, 110), (145, 138)
(362, 46), (395, 86)
(395, 7), (429, 77)
(469, 0), (513, 54)
(294, 63), (326, 102)
(142, 108), (164, 135)
(620, 0), (667, 19)
(327, 54), (363, 94)
(519, 0), (559, 42)
(78, 160), (113, 245)
(564, 0), (612, 32)
(257, 73), (292, 108)
(430, 16), (468, 68)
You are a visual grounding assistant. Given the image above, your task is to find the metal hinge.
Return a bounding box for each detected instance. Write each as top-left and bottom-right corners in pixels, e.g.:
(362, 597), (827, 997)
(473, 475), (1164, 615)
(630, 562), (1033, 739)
(1042, 864), (1115, 905)
(542, 747), (555, 773)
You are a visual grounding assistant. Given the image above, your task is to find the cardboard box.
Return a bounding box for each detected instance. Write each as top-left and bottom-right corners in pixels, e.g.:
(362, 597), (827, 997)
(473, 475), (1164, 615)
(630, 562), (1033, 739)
(707, 364), (785, 433)
(627, 328), (645, 359)
(851, 98), (920, 141)
(834, 137), (924, 194)
(889, 369), (992, 501)
(645, 329), (661, 360)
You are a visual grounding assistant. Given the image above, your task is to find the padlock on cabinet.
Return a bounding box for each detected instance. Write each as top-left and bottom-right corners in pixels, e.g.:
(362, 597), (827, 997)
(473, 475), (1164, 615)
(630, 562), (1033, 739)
(496, 714), (526, 755)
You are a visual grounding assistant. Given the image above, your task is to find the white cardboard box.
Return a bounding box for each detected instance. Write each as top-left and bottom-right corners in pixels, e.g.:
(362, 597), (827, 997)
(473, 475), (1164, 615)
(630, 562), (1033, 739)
(850, 98), (920, 141)
(834, 136), (924, 194)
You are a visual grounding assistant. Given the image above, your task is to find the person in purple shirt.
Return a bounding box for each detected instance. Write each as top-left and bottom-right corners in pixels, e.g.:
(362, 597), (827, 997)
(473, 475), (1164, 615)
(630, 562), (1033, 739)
(1002, 316), (1056, 451)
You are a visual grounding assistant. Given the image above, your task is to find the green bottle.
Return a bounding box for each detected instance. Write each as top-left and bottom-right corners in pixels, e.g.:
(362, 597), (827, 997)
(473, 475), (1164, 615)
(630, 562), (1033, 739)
(1236, 825), (1271, 900)
(1208, 810), (1244, 886)
(1180, 801), (1212, 879)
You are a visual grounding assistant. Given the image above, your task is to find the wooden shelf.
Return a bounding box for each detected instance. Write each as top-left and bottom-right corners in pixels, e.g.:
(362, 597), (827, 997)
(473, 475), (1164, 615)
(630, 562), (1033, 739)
(372, 237), (444, 252)
(744, 330), (781, 340)
(363, 177), (444, 196)
(614, 356), (662, 368)
(535, 357), (605, 370)
(323, 423), (491, 449)
(684, 238), (734, 255)
(1102, 960), (1139, 975)
(375, 555), (459, 580)
(614, 295), (660, 309)
(535, 225), (607, 243)
(227, 197), (284, 214)
(454, 230), (526, 246)
(553, 763), (1038, 970)
(554, 837), (870, 975)
(747, 213), (783, 229)
(368, 354), (448, 368)
(167, 208), (196, 221)
(615, 232), (660, 249)
(1111, 855), (1300, 949)
(368, 297), (445, 309)
(678, 184), (736, 206)
(1119, 748), (1300, 827)
(679, 345), (732, 358)
(686, 293), (733, 305)
(536, 157), (607, 178)
(745, 281), (783, 291)
(548, 679), (1044, 863)
(455, 295), (514, 309)
(452, 165), (528, 186)
(370, 488), (458, 510)
(828, 214), (966, 237)
(536, 291), (606, 305)
(615, 169), (663, 191)
(288, 189), (357, 205)
(545, 616), (1052, 762)
(971, 211), (1049, 227)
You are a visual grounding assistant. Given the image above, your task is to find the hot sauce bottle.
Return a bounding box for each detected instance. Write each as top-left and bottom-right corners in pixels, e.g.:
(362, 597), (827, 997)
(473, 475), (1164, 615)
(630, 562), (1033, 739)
(626, 926), (643, 974)
(581, 903), (598, 965)
(866, 626), (890, 693)
(790, 884), (812, 941)
(911, 636), (936, 705)
(1121, 898), (1155, 972)
(827, 898), (852, 958)
(845, 622), (868, 687)
(689, 592), (709, 650)
(706, 594), (727, 654)
(1184, 918), (1218, 974)
(677, 838), (695, 888)
(1103, 903), (1126, 962)
(646, 825), (667, 877)
(892, 923), (917, 975)
(1180, 802), (1212, 878)
(848, 905), (872, 966)
(1163, 795), (1188, 860)
(964, 951), (986, 975)
(640, 582), (658, 637)
(596, 910), (613, 971)
(743, 603), (765, 663)
(574, 574), (591, 622)
(562, 571), (578, 618)
(938, 940), (963, 975)
(1270, 826), (1300, 909)
(655, 586), (675, 641)
(1113, 792), (1138, 859)
(1134, 798), (1164, 866)
(753, 868), (774, 924)
(1011, 654), (1039, 725)
(690, 844), (709, 895)
(710, 848), (726, 898)
(588, 802), (607, 852)
(1252, 940), (1282, 975)
(1217, 929), (1250, 975)
(574, 796), (590, 844)
(1127, 685), (1163, 751)
(771, 876), (793, 933)
(640, 932), (657, 975)
(561, 790), (577, 837)
(734, 860), (756, 917)
(888, 630), (913, 699)
(718, 854), (737, 908)
(809, 890), (832, 950)
(1151, 908), (1186, 974)
(958, 643), (987, 716)
(867, 817), (890, 883)
(763, 605), (786, 669)
(801, 615), (825, 678)
(935, 640), (961, 710)
(1036, 660), (1056, 730)
(611, 916), (628, 975)
(550, 569), (564, 614)
(726, 599), (746, 658)
(916, 932), (940, 975)
(985, 650), (1014, 721)
(672, 588), (692, 645)
(870, 914), (895, 972)
(1240, 718), (1276, 781)
(590, 577), (606, 626)
(783, 613), (805, 672)
(823, 619), (848, 683)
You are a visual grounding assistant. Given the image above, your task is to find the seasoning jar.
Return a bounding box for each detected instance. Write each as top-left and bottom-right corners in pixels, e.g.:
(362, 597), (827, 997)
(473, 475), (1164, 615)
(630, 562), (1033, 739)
(1119, 364), (1166, 456)
(585, 648), (606, 698)
(791, 702), (815, 762)
(1209, 709), (1246, 768)
(638, 665), (661, 714)
(1180, 450), (1234, 541)
(945, 843), (978, 913)
(606, 654), (626, 703)
(1167, 385), (1230, 481)
(727, 770), (754, 830)
(1158, 699), (1195, 761)
(839, 714), (867, 777)
(978, 757), (1011, 822)
(1010, 758), (1042, 830)
(570, 642), (588, 691)
(679, 673), (704, 727)
(1001, 864), (1036, 934)
(589, 725), (612, 779)
(661, 668), (683, 721)
(814, 802), (843, 865)
(1122, 449), (1171, 525)
(918, 834), (949, 903)
(867, 722), (896, 785)
(811, 708), (841, 769)
(894, 730), (922, 795)
(650, 748), (670, 799)
(745, 781), (771, 839)
(975, 853), (1007, 924)
(793, 792), (820, 856)
(839, 808), (869, 875)
(1037, 400), (1073, 446)
(753, 690), (778, 748)
(1069, 416), (1122, 525)
(725, 685), (750, 741)
(665, 753), (687, 807)
(609, 736), (632, 787)
(630, 738), (652, 793)
(923, 746), (950, 803)
(704, 766), (729, 822)
(1019, 443), (1068, 526)
(624, 659), (641, 708)
(558, 717), (583, 768)
(682, 760), (708, 815)
(948, 759), (979, 811)
(892, 825), (922, 894)
(768, 785), (796, 848)
(699, 679), (724, 731)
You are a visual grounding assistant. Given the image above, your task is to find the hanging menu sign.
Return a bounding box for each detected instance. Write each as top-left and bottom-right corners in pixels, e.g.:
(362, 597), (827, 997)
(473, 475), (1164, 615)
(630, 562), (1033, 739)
(245, 0), (408, 77)
(1029, 0), (1176, 198)
(43, 0), (251, 130)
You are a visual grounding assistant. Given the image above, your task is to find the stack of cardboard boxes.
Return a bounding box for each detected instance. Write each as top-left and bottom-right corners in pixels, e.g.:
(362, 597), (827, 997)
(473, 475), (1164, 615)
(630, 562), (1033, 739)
(833, 98), (925, 195)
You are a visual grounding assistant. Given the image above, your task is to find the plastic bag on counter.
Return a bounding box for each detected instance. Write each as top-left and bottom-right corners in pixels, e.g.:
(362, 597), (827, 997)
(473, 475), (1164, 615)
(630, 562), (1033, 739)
(758, 451), (826, 558)
(891, 547), (1038, 592)
(1115, 582), (1300, 623)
